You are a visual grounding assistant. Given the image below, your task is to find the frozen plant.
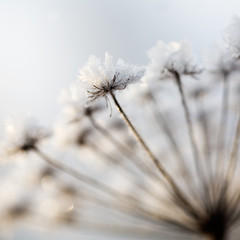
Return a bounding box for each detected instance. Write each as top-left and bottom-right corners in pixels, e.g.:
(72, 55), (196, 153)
(1, 116), (50, 157)
(1, 17), (240, 240)
(223, 16), (240, 58)
(75, 52), (145, 103)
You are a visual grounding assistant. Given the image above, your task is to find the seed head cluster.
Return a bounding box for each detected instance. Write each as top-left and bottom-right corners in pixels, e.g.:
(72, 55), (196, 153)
(1, 16), (240, 240)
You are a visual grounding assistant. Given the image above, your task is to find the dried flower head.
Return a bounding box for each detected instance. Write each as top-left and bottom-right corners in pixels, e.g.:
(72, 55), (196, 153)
(2, 116), (50, 156)
(75, 52), (145, 103)
(223, 16), (240, 58)
(204, 45), (240, 79)
(144, 41), (202, 82)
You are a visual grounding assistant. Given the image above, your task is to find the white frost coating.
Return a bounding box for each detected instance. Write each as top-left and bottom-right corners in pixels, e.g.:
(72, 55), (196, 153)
(143, 41), (201, 82)
(223, 16), (240, 58)
(74, 52), (145, 103)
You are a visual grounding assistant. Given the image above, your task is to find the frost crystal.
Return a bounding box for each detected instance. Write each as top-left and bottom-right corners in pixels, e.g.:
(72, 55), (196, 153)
(76, 52), (145, 102)
(223, 16), (240, 58)
(144, 41), (202, 82)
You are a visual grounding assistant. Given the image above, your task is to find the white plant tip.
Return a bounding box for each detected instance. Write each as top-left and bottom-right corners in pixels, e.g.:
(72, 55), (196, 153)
(76, 52), (145, 103)
(144, 41), (202, 82)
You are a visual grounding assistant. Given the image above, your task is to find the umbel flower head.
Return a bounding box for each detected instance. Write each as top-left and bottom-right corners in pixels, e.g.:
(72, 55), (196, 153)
(144, 41), (202, 82)
(1, 116), (50, 156)
(223, 16), (240, 58)
(3, 16), (240, 240)
(59, 86), (104, 124)
(204, 44), (240, 79)
(76, 52), (145, 103)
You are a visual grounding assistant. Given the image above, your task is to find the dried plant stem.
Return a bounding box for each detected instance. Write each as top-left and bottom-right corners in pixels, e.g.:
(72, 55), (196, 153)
(174, 74), (201, 178)
(226, 109), (240, 181)
(110, 92), (167, 177)
(110, 91), (200, 220)
(147, 90), (197, 185)
(87, 141), (164, 202)
(74, 191), (163, 226)
(34, 148), (176, 224)
(66, 220), (162, 236)
(34, 148), (142, 206)
(173, 75), (214, 213)
(148, 90), (185, 166)
(89, 116), (164, 184)
(148, 89), (206, 208)
(193, 96), (214, 205)
(215, 78), (229, 174)
(196, 99), (212, 171)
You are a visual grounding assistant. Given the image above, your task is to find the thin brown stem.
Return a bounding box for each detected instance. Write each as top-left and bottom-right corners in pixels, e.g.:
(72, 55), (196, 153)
(34, 148), (142, 207)
(89, 115), (165, 184)
(110, 91), (201, 221)
(148, 88), (206, 209)
(34, 148), (176, 224)
(110, 92), (166, 178)
(226, 109), (240, 182)
(194, 93), (212, 164)
(215, 78), (229, 174)
(148, 90), (186, 166)
(87, 141), (164, 203)
(174, 73), (201, 178)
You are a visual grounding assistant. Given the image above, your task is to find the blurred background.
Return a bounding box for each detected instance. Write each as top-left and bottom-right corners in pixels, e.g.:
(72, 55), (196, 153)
(1, 0), (240, 239)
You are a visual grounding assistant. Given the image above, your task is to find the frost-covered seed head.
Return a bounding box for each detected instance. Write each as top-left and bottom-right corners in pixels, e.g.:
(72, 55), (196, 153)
(76, 52), (145, 103)
(144, 41), (202, 82)
(223, 16), (240, 58)
(204, 45), (240, 79)
(2, 117), (50, 155)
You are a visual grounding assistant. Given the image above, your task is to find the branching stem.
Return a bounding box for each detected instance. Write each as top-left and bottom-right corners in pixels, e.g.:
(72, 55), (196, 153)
(174, 73), (201, 177)
(110, 91), (200, 220)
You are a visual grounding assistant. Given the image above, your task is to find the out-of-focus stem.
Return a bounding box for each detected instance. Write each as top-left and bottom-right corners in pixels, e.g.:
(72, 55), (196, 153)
(34, 148), (141, 206)
(174, 73), (201, 179)
(110, 91), (200, 220)
(226, 109), (240, 181)
(34, 148), (174, 224)
(87, 141), (164, 202)
(149, 88), (205, 208)
(148, 90), (185, 165)
(89, 115), (165, 185)
(215, 78), (229, 175)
